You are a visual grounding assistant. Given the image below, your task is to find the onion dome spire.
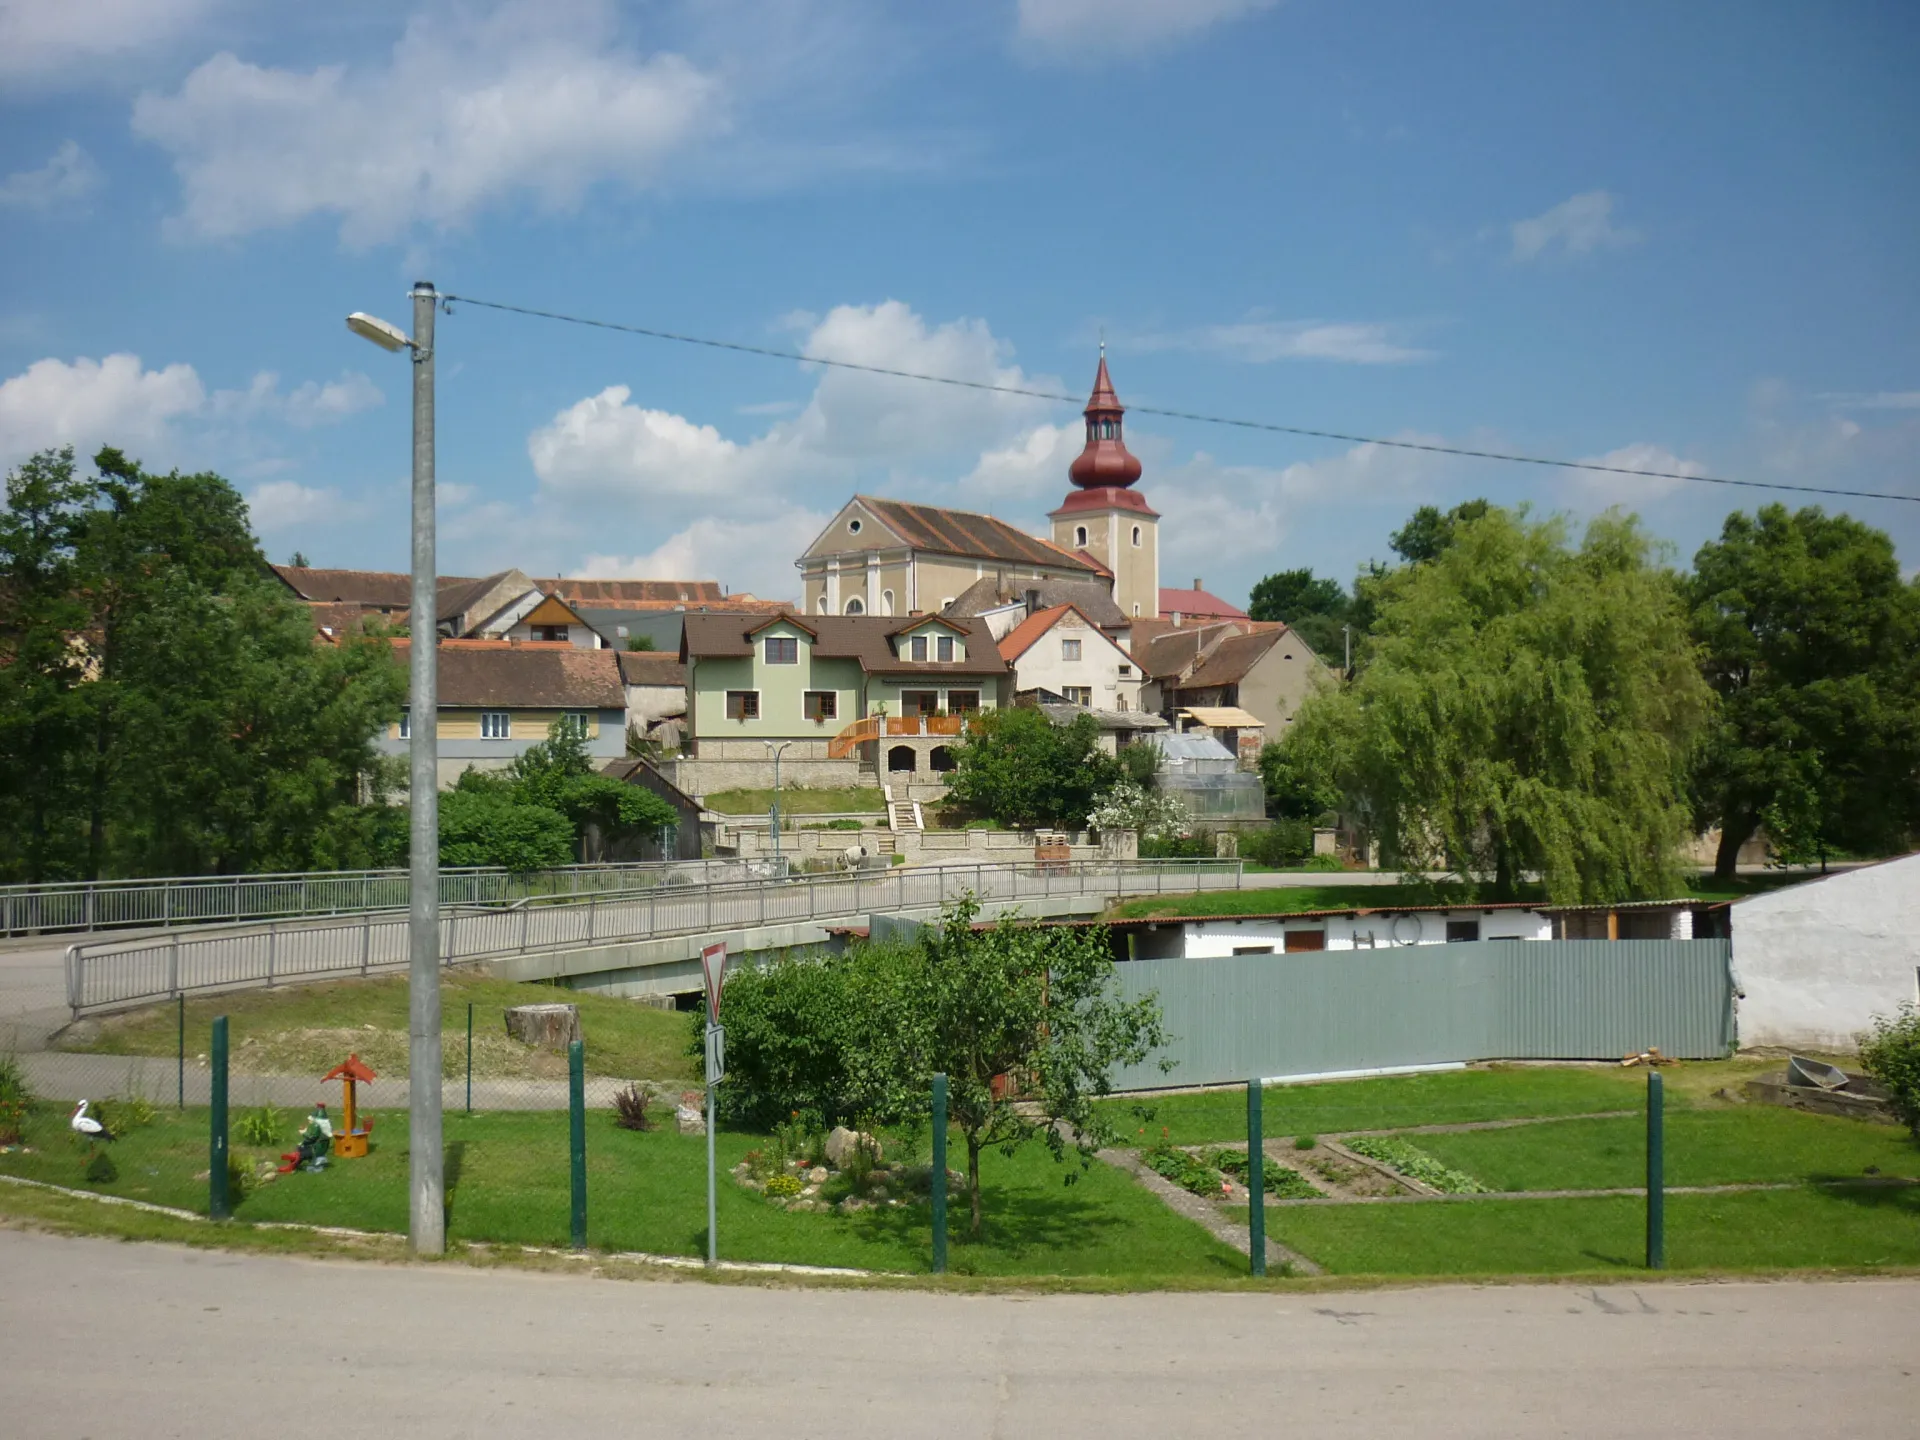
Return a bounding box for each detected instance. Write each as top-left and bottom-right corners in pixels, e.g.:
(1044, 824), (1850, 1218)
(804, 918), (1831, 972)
(1067, 348), (1143, 488)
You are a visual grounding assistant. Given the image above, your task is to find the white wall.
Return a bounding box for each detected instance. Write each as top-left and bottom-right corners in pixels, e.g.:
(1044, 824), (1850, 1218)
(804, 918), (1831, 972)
(1180, 908), (1552, 956)
(1010, 610), (1144, 710)
(1732, 853), (1920, 1053)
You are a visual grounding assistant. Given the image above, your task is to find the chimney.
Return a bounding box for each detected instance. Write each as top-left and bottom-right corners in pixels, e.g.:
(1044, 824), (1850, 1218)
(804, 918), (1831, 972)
(1024, 588), (1042, 614)
(1193, 577), (1203, 593)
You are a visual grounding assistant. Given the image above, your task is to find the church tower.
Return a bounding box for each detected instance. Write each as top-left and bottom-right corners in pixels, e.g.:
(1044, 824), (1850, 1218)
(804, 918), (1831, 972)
(1049, 352), (1159, 620)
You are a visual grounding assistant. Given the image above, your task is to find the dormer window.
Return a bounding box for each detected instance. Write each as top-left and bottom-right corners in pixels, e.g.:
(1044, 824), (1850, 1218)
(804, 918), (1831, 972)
(764, 636), (798, 664)
(937, 635), (954, 662)
(911, 635), (928, 662)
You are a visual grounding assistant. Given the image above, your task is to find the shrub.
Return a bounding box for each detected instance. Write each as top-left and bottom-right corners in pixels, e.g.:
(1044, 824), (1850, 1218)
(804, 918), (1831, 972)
(95, 1084), (157, 1137)
(694, 956), (863, 1130)
(764, 1172), (803, 1199)
(225, 1149), (255, 1206)
(1343, 1134), (1489, 1194)
(1239, 820), (1314, 868)
(0, 1052), (30, 1106)
(438, 787), (576, 871)
(612, 1084), (653, 1132)
(1303, 852), (1345, 872)
(1294, 1134), (1316, 1150)
(233, 1104), (284, 1148)
(1140, 830), (1214, 860)
(1142, 1143), (1223, 1197)
(1859, 1003), (1920, 1141)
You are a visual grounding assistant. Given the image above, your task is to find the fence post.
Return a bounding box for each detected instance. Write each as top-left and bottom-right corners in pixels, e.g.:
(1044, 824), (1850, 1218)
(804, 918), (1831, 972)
(266, 922), (277, 987)
(209, 1016), (230, 1219)
(167, 934), (179, 999)
(569, 1038), (587, 1250)
(1247, 1077), (1266, 1276)
(466, 1002), (474, 1116)
(176, 995), (185, 1110)
(360, 916), (371, 977)
(931, 1072), (948, 1274)
(1646, 1070), (1665, 1270)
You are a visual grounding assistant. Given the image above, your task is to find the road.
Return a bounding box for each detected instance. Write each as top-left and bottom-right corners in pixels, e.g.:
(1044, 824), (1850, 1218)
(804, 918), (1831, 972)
(0, 1230), (1912, 1438)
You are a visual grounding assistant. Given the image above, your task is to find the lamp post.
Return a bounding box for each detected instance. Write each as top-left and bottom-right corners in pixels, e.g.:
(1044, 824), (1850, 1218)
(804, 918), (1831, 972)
(764, 740), (793, 864)
(346, 282), (443, 1255)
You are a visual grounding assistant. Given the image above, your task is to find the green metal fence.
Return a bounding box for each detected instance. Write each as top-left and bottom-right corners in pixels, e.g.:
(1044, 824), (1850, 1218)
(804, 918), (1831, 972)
(1108, 939), (1736, 1090)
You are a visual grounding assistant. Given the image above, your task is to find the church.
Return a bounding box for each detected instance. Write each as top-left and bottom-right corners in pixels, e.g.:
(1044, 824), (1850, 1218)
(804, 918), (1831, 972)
(795, 353), (1168, 624)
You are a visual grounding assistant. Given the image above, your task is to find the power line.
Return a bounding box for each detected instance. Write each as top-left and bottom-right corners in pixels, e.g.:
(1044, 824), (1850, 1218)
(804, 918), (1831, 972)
(439, 292), (1920, 507)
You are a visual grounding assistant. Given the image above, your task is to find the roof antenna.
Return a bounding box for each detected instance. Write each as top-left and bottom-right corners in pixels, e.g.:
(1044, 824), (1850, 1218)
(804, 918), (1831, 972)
(1099, 326), (1105, 360)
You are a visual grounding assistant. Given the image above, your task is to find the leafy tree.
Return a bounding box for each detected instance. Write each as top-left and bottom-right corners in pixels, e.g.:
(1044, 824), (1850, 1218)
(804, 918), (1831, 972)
(1247, 568), (1350, 662)
(1686, 505), (1920, 877)
(1257, 738), (1341, 821)
(944, 707), (1120, 829)
(1289, 505), (1710, 902)
(1858, 1004), (1920, 1143)
(288, 550), (309, 568)
(1389, 498), (1491, 564)
(437, 787), (576, 871)
(504, 720), (676, 859)
(1086, 778), (1189, 842)
(624, 633), (656, 652)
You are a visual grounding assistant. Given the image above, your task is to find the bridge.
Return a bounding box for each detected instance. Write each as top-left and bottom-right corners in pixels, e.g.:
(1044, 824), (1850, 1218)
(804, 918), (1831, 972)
(61, 859), (1248, 1019)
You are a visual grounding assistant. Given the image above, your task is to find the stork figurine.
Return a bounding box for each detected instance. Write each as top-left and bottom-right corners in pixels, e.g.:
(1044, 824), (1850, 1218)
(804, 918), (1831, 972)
(70, 1099), (111, 1143)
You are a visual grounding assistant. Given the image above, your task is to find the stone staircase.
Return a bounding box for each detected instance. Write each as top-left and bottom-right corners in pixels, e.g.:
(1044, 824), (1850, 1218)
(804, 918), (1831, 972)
(882, 784), (924, 833)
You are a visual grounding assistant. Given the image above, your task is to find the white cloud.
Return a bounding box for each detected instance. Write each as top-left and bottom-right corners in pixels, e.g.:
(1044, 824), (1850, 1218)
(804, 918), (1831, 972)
(1129, 318), (1435, 365)
(0, 354), (205, 461)
(0, 0), (216, 84)
(1563, 442), (1705, 505)
(1015, 0), (1277, 60)
(246, 480), (351, 533)
(1510, 191), (1639, 263)
(961, 423), (1080, 499)
(132, 0), (725, 245)
(1819, 391), (1920, 411)
(209, 370), (384, 428)
(530, 387), (768, 503)
(0, 141), (103, 210)
(578, 506), (827, 598)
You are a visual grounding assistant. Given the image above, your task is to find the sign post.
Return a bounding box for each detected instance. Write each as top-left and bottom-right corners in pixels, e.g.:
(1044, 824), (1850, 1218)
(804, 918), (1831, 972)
(701, 941), (729, 1268)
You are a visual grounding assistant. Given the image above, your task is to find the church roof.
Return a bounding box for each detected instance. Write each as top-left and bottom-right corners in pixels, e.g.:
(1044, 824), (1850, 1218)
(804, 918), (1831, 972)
(1067, 353), (1144, 489)
(849, 496), (1097, 572)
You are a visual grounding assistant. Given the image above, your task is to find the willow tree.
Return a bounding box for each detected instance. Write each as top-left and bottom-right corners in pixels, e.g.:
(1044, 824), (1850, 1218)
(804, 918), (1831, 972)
(1288, 505), (1709, 902)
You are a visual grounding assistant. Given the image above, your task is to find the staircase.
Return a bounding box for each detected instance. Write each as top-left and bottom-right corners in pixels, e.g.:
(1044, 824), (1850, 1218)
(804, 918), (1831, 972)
(882, 784), (924, 833)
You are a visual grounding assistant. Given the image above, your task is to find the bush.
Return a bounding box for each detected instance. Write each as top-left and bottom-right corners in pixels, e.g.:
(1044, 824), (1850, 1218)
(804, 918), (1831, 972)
(943, 707), (1122, 829)
(612, 1084), (653, 1131)
(1294, 1134), (1316, 1150)
(438, 788), (575, 871)
(0, 1053), (30, 1144)
(84, 1150), (119, 1184)
(1239, 820), (1314, 867)
(1859, 1003), (1920, 1141)
(234, 1104), (285, 1147)
(1140, 830), (1214, 860)
(764, 1172), (803, 1199)
(1303, 852), (1345, 872)
(694, 955), (863, 1130)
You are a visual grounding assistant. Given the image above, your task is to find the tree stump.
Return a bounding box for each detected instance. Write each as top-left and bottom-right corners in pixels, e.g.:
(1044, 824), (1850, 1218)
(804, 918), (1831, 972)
(504, 1004), (581, 1051)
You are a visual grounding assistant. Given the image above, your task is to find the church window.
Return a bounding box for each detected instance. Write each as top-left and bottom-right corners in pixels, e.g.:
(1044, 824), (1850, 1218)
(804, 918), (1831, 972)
(815, 595), (828, 614)
(847, 518), (863, 534)
(844, 596), (865, 615)
(1074, 525), (1088, 546)
(881, 588), (895, 615)
(1132, 602), (1141, 616)
(1131, 525), (1141, 546)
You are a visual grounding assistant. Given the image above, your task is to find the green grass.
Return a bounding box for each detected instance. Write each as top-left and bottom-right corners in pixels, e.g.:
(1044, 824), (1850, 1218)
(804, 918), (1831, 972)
(1104, 1064), (1652, 1145)
(705, 786), (885, 817)
(1261, 1186), (1920, 1275)
(1414, 1107), (1920, 1191)
(1107, 884), (1478, 920)
(0, 1105), (1243, 1278)
(59, 973), (697, 1084)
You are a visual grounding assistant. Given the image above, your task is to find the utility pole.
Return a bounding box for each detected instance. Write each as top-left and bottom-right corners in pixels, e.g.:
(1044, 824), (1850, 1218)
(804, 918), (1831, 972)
(765, 740), (792, 864)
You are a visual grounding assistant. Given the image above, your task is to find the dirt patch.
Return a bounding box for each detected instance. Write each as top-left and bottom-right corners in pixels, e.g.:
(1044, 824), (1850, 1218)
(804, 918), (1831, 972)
(231, 1027), (571, 1082)
(1294, 1141), (1413, 1200)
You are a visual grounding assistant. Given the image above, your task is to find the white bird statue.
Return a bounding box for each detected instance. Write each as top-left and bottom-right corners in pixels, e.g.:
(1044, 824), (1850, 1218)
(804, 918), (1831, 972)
(70, 1099), (111, 1142)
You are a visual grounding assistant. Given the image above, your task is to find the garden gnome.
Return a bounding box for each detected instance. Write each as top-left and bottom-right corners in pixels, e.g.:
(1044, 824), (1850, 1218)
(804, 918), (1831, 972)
(291, 1102), (333, 1172)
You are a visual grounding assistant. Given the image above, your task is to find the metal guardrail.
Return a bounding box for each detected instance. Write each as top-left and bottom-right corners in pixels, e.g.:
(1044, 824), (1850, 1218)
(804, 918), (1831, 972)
(63, 859), (1246, 1018)
(2, 858), (789, 938)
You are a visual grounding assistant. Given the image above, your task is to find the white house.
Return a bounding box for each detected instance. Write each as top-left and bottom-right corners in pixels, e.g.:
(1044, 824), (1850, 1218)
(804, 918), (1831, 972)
(997, 602), (1145, 711)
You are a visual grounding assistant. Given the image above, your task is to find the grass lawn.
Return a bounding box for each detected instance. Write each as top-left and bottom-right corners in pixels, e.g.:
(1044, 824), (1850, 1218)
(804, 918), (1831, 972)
(1103, 1064), (1654, 1145)
(1262, 1186), (1920, 1276)
(704, 786), (884, 817)
(0, 1105), (1243, 1279)
(58, 972), (697, 1084)
(1413, 1107), (1920, 1191)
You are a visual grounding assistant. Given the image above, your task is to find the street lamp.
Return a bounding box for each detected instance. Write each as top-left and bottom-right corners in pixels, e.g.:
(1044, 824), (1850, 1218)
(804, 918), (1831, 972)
(346, 282), (442, 1255)
(764, 740), (793, 865)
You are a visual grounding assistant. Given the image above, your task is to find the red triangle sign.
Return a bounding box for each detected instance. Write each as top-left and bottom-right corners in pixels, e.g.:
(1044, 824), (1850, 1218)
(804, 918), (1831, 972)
(701, 941), (729, 1026)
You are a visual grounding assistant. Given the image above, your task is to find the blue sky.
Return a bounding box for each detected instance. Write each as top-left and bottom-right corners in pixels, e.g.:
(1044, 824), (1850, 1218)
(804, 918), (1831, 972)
(2, 0), (1915, 604)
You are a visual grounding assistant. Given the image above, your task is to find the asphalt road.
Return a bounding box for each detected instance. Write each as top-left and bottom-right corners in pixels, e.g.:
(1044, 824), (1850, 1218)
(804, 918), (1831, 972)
(1, 1230), (1913, 1439)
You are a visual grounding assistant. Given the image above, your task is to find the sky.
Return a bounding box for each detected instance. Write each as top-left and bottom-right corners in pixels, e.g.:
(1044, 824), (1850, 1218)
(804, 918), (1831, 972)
(2, 0), (1916, 605)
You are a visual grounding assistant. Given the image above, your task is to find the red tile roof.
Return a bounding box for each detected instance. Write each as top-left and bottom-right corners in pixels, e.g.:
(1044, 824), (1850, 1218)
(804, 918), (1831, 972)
(1158, 586), (1247, 620)
(388, 640), (624, 708)
(998, 603), (1079, 663)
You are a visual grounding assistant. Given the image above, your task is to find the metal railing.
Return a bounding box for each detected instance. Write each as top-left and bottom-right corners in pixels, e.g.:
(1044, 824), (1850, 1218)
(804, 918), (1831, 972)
(2, 858), (790, 938)
(63, 858), (1245, 1017)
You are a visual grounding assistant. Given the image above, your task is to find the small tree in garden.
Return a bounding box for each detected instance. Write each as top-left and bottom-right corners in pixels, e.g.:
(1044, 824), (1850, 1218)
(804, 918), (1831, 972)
(1859, 1004), (1920, 1142)
(861, 897), (1168, 1237)
(944, 707), (1121, 829)
(1087, 778), (1190, 844)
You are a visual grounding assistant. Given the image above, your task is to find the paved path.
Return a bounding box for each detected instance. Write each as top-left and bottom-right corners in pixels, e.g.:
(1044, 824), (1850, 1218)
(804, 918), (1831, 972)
(1, 1229), (1914, 1438)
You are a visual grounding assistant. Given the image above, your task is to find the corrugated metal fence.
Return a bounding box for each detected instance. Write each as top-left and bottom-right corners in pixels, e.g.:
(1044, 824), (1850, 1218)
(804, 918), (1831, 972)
(1109, 939), (1735, 1089)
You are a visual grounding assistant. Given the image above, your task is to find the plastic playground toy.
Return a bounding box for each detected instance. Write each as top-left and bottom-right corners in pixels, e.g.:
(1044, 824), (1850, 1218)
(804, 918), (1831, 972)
(321, 1053), (378, 1159)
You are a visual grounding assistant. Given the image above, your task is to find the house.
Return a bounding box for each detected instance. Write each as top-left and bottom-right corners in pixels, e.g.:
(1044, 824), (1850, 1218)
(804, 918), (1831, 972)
(997, 603), (1145, 712)
(275, 564), (545, 640)
(500, 592), (605, 649)
(378, 640), (627, 787)
(1142, 620), (1331, 761)
(1157, 580), (1247, 626)
(617, 649), (689, 729)
(679, 611), (1010, 781)
(943, 572), (1131, 646)
(1026, 699), (1167, 756)
(535, 578), (793, 651)
(597, 757), (704, 861)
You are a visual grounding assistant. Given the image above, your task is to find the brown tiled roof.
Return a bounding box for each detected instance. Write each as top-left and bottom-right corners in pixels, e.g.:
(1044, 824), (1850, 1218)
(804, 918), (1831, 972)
(681, 612), (1009, 677)
(616, 650), (687, 688)
(1170, 628), (1296, 689)
(539, 579), (726, 605)
(389, 640), (624, 708)
(275, 565), (455, 608)
(943, 574), (1127, 630)
(852, 497), (1096, 572)
(305, 602), (391, 642)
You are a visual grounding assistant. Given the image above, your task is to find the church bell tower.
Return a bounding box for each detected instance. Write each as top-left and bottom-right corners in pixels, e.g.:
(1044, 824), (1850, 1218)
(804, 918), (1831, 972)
(1048, 352), (1159, 620)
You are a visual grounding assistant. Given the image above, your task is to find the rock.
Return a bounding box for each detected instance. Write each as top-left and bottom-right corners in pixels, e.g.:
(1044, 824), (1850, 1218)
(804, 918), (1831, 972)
(826, 1126), (881, 1168)
(504, 1003), (581, 1051)
(675, 1103), (706, 1136)
(839, 1197), (869, 1213)
(808, 1166), (829, 1183)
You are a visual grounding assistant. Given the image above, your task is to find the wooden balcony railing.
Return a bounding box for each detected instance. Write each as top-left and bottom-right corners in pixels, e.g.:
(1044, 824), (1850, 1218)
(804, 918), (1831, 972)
(827, 712), (971, 758)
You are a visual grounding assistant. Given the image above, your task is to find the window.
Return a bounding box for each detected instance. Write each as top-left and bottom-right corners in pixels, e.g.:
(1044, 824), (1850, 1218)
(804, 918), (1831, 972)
(1132, 602), (1141, 617)
(1131, 525), (1142, 546)
(936, 635), (954, 662)
(1062, 686), (1093, 705)
(1118, 664), (1132, 677)
(533, 624), (568, 643)
(881, 589), (894, 616)
(1115, 694), (1129, 712)
(725, 691), (760, 721)
(844, 596), (864, 615)
(1061, 638), (1082, 661)
(946, 689), (980, 713)
(911, 635), (928, 662)
(901, 689), (939, 716)
(847, 518), (862, 534)
(815, 595), (828, 614)
(1284, 930), (1326, 952)
(1445, 920), (1481, 943)
(480, 711), (511, 740)
(397, 707), (410, 740)
(803, 690), (837, 722)
(1232, 945), (1274, 956)
(1074, 525), (1088, 546)
(615, 625), (629, 639)
(561, 711), (590, 738)
(764, 635), (798, 664)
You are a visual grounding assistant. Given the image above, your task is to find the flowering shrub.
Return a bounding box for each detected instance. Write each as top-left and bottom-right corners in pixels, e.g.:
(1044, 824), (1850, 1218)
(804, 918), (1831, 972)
(1088, 779), (1190, 842)
(764, 1172), (804, 1199)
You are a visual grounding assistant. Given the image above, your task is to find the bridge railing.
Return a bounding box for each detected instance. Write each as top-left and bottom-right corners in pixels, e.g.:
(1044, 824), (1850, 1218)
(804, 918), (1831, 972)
(1, 857), (790, 938)
(63, 858), (1244, 1018)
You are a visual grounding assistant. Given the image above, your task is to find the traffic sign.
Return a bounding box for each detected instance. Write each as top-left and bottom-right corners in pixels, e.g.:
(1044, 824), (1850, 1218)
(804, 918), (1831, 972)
(704, 1023), (726, 1087)
(700, 941), (729, 1025)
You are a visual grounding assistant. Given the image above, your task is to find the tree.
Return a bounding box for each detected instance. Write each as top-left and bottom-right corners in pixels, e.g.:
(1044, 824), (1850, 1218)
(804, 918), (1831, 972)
(1388, 498), (1491, 564)
(504, 720), (676, 859)
(1257, 738), (1341, 821)
(863, 899), (1167, 1236)
(1247, 567), (1350, 661)
(944, 707), (1120, 829)
(1086, 777), (1190, 842)
(1687, 505), (1920, 878)
(624, 633), (656, 651)
(437, 786), (576, 870)
(288, 550), (309, 568)
(1288, 505), (1710, 902)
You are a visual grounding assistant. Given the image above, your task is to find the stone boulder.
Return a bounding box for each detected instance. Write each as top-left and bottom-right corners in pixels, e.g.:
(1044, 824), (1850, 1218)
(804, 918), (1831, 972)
(504, 1004), (581, 1051)
(826, 1126), (881, 1168)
